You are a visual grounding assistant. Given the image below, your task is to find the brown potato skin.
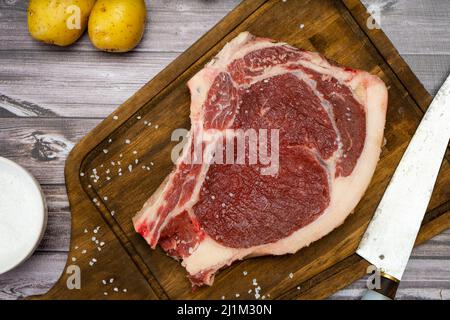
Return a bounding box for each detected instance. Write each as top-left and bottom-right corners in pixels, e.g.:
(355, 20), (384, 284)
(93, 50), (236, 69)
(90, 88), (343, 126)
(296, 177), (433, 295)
(28, 0), (96, 47)
(88, 0), (147, 53)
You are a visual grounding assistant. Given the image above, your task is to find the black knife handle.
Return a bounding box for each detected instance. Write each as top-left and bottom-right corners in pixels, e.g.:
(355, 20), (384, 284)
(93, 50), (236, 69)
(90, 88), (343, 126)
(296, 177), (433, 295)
(361, 274), (400, 300)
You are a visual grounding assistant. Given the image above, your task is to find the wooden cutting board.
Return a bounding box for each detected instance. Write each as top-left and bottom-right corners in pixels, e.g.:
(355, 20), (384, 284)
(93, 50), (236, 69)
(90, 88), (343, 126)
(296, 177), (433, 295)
(34, 0), (450, 300)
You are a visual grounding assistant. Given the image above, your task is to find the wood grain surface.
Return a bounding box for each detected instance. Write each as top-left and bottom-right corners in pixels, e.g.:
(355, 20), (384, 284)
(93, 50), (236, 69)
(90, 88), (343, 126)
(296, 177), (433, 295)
(0, 0), (449, 300)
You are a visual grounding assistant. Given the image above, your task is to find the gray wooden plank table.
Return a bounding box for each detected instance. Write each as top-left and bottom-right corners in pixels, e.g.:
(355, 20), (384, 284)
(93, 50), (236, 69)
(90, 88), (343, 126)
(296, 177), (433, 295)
(0, 0), (449, 300)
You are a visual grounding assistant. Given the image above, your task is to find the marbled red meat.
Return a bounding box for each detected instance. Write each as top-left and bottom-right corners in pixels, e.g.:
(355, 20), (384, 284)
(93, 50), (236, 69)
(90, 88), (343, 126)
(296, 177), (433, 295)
(133, 32), (388, 287)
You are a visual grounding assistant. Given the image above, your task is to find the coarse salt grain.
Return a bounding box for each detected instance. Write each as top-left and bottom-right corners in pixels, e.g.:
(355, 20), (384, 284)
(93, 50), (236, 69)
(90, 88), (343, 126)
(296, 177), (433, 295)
(254, 286), (261, 299)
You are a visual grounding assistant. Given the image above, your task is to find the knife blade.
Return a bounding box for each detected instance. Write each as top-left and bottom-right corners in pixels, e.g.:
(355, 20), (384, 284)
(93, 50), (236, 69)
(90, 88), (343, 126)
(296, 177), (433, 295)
(356, 74), (450, 299)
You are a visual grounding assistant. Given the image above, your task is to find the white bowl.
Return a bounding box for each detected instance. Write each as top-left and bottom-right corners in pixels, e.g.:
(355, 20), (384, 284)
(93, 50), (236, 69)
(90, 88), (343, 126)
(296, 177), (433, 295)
(0, 157), (47, 275)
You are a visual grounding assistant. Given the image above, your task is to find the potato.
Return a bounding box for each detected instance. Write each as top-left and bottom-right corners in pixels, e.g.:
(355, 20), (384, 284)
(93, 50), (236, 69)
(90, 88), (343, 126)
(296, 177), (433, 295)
(28, 0), (96, 47)
(88, 0), (147, 53)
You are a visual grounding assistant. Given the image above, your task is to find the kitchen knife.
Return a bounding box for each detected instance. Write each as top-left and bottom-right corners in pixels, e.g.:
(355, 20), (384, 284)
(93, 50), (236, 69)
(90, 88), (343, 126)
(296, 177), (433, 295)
(357, 74), (450, 300)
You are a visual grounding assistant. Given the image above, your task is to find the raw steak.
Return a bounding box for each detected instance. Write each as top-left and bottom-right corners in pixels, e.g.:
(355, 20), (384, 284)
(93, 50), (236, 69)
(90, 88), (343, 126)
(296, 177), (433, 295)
(133, 32), (388, 287)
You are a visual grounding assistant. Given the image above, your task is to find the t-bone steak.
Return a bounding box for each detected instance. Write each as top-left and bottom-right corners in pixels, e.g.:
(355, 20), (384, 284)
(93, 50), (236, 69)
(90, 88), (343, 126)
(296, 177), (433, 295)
(133, 32), (388, 287)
